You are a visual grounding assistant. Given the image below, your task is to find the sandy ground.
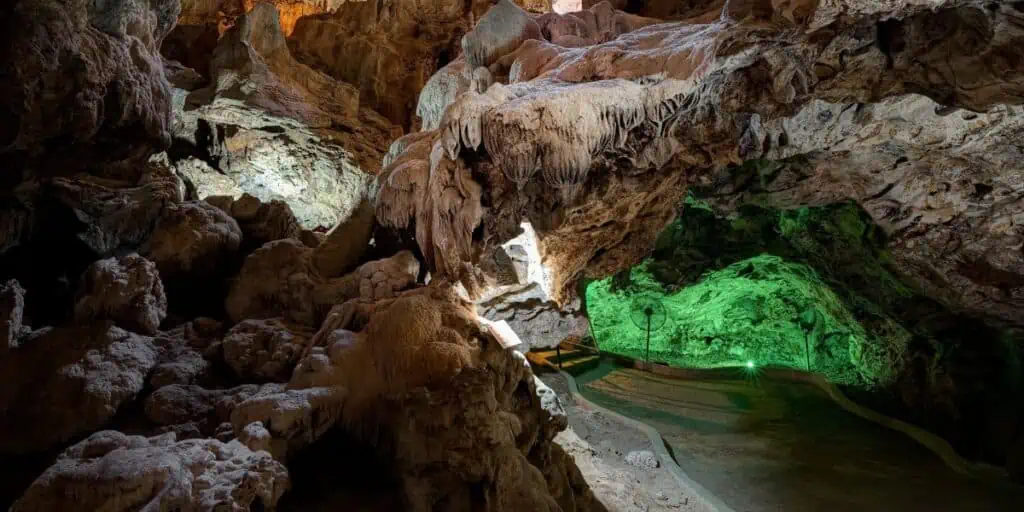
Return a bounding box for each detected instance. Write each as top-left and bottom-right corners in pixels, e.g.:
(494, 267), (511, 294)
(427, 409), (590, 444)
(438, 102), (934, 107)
(539, 368), (710, 512)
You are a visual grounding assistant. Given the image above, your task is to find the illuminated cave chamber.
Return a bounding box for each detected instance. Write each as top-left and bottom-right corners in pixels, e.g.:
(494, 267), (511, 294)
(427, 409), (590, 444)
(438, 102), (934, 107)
(586, 196), (998, 388)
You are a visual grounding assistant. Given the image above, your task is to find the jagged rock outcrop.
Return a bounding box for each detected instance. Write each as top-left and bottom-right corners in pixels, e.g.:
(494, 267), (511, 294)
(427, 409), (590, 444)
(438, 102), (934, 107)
(41, 165), (184, 257)
(0, 325), (158, 453)
(479, 283), (588, 350)
(169, 2), (392, 229)
(289, 0), (502, 129)
(226, 240), (420, 326)
(74, 254), (168, 335)
(11, 430), (289, 511)
(230, 286), (603, 510)
(0, 0), (180, 182)
(0, 162), (183, 327)
(0, 280), (26, 352)
(699, 94), (1024, 327)
(378, 1), (1024, 313)
(222, 318), (313, 381)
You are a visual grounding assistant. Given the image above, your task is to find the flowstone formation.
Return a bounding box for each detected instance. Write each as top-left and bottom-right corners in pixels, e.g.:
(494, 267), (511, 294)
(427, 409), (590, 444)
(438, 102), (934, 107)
(373, 0), (1024, 471)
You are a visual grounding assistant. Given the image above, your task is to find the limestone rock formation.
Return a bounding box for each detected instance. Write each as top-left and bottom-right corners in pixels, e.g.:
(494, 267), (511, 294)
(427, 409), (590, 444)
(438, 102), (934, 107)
(700, 94), (1024, 327)
(227, 195), (303, 249)
(74, 255), (168, 335)
(222, 318), (313, 381)
(0, 280), (26, 352)
(231, 287), (603, 510)
(42, 165), (184, 257)
(288, 0), (500, 129)
(145, 384), (262, 436)
(11, 430), (289, 511)
(226, 241), (420, 326)
(169, 2), (391, 229)
(0, 325), (158, 453)
(149, 319), (227, 389)
(479, 283), (588, 350)
(1, 0), (179, 181)
(377, 0), (1024, 313)
(143, 200), (242, 282)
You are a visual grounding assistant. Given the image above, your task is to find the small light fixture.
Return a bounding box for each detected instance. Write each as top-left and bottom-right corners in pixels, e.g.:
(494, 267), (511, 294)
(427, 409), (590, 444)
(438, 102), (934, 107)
(746, 360), (755, 369)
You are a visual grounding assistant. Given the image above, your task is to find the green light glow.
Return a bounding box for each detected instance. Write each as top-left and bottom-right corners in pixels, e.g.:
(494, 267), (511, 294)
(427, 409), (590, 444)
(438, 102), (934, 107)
(585, 254), (907, 387)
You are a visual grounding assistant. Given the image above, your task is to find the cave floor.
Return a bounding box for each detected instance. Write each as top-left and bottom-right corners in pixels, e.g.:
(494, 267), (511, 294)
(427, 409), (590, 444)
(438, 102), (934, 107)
(538, 368), (712, 512)
(572, 361), (1024, 512)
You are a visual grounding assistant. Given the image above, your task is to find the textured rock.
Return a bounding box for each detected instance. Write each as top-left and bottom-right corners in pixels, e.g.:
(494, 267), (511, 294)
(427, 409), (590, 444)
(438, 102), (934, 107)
(479, 283), (588, 350)
(74, 255), (168, 335)
(0, 325), (158, 453)
(310, 197), (376, 278)
(625, 450), (660, 470)
(377, 1), (1024, 311)
(288, 0), (497, 129)
(226, 241), (420, 325)
(149, 320), (226, 389)
(144, 200), (242, 282)
(0, 279), (26, 352)
(0, 0), (179, 180)
(11, 430), (289, 511)
(225, 239), (320, 325)
(701, 94), (1024, 328)
(222, 318), (313, 382)
(235, 196), (302, 248)
(170, 2), (389, 229)
(232, 286), (603, 510)
(462, 0), (542, 69)
(145, 384), (262, 436)
(43, 165), (184, 257)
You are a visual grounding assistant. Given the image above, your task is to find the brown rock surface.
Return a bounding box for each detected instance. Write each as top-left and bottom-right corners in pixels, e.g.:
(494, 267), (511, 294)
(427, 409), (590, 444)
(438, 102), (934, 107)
(232, 287), (604, 510)
(169, 2), (392, 229)
(11, 430), (289, 512)
(222, 318), (314, 381)
(225, 238), (420, 325)
(288, 0), (499, 129)
(0, 325), (158, 454)
(377, 1), (1024, 320)
(0, 0), (179, 181)
(74, 254), (168, 335)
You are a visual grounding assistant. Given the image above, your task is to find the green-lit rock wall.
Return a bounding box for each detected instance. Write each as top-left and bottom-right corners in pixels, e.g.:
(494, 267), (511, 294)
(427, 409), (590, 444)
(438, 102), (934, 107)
(586, 197), (914, 388)
(587, 255), (910, 387)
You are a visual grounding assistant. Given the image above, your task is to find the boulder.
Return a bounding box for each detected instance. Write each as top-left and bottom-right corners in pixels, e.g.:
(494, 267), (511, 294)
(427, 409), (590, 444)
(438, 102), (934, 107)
(222, 318), (313, 382)
(145, 384), (262, 437)
(11, 430), (289, 511)
(0, 325), (158, 453)
(226, 242), (420, 326)
(74, 255), (168, 335)
(478, 283), (588, 350)
(144, 201), (242, 282)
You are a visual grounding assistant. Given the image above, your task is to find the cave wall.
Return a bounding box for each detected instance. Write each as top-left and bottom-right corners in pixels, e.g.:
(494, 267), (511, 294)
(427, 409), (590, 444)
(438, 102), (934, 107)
(587, 196), (1023, 464)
